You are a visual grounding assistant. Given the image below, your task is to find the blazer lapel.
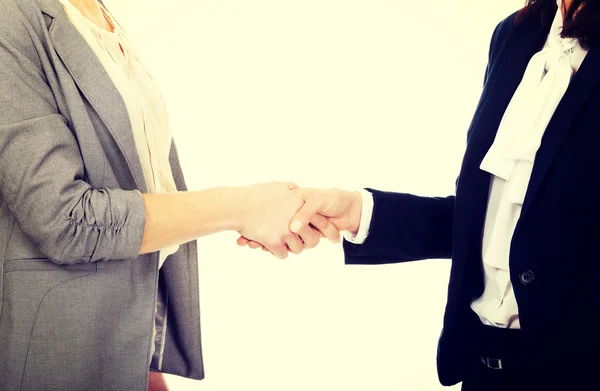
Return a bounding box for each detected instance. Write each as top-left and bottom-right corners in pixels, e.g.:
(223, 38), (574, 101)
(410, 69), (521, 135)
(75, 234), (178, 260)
(47, 6), (148, 192)
(459, 18), (549, 222)
(454, 17), (549, 285)
(519, 44), (600, 218)
(464, 20), (549, 172)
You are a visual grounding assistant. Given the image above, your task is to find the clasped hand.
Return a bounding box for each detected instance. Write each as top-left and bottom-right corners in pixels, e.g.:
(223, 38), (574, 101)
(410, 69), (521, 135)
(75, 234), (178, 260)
(235, 182), (362, 259)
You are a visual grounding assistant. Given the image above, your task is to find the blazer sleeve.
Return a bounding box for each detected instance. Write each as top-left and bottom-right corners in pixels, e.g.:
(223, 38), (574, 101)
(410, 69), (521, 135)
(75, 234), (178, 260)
(343, 18), (510, 265)
(343, 190), (454, 264)
(0, 25), (145, 264)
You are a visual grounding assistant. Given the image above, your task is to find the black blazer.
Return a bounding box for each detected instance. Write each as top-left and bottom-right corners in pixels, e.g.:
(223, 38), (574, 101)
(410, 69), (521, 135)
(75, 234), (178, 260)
(343, 9), (600, 387)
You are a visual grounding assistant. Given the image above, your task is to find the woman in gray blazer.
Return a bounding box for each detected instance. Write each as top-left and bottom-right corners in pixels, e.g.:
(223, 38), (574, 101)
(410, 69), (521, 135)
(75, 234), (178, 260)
(0, 0), (338, 390)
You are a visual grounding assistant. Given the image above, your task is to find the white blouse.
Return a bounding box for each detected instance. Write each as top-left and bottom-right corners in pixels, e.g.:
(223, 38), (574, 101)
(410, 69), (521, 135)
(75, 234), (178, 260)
(471, 0), (588, 329)
(59, 0), (179, 268)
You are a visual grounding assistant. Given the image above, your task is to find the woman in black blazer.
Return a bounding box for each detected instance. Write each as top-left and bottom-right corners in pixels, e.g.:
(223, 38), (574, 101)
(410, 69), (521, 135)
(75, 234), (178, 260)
(240, 0), (600, 389)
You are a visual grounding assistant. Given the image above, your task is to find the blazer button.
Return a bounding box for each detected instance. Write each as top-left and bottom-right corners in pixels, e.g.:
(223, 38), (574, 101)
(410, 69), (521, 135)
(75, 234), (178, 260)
(519, 270), (535, 285)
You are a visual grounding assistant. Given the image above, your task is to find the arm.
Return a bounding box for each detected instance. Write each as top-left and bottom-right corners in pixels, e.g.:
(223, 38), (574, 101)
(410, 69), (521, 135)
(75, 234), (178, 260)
(343, 190), (454, 264)
(0, 26), (325, 264)
(0, 26), (146, 264)
(234, 18), (513, 259)
(271, 187), (453, 264)
(341, 18), (511, 264)
(139, 183), (318, 259)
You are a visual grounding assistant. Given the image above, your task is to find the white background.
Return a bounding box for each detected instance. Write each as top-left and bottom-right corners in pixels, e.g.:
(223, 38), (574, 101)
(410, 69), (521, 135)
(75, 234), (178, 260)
(103, 1), (523, 390)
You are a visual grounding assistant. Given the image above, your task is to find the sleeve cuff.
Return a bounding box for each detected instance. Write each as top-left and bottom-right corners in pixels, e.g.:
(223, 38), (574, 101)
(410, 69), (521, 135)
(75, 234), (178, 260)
(90, 188), (147, 262)
(342, 188), (374, 245)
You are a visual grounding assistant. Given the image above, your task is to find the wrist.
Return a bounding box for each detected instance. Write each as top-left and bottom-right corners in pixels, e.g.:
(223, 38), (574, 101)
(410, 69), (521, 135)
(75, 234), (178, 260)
(347, 190), (363, 234)
(217, 186), (247, 232)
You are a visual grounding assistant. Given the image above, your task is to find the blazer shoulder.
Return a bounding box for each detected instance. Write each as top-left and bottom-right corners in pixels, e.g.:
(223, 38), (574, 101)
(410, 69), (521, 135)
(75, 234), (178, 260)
(489, 11), (518, 60)
(0, 0), (47, 40)
(494, 11), (519, 38)
(0, 0), (49, 68)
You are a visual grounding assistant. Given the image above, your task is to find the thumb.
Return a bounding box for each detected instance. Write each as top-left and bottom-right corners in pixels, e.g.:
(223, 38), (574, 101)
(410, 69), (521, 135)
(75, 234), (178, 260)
(289, 193), (323, 233)
(292, 187), (317, 201)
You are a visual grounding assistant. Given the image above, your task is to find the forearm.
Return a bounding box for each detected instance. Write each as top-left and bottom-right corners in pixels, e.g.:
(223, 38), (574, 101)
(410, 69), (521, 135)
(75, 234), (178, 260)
(140, 187), (244, 254)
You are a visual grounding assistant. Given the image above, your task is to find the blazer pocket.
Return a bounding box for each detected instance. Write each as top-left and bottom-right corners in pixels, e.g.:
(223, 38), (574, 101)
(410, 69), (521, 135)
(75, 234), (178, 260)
(0, 258), (98, 387)
(0, 258), (97, 320)
(3, 258), (98, 273)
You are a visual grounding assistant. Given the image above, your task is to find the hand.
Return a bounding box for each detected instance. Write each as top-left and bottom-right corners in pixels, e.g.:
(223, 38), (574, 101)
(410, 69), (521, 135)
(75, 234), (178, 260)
(237, 187), (361, 254)
(235, 182), (338, 259)
(236, 213), (338, 254)
(235, 181), (302, 259)
(289, 188), (362, 235)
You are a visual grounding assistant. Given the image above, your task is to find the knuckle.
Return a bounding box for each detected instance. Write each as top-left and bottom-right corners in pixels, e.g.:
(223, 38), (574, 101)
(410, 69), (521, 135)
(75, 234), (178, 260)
(312, 214), (328, 228)
(306, 238), (318, 249)
(289, 243), (303, 255)
(325, 224), (338, 235)
(326, 230), (339, 240)
(265, 239), (280, 249)
(302, 232), (319, 248)
(292, 241), (305, 254)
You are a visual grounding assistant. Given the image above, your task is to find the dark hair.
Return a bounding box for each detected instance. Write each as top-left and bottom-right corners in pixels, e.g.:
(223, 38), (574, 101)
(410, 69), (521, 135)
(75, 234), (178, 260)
(516, 0), (600, 50)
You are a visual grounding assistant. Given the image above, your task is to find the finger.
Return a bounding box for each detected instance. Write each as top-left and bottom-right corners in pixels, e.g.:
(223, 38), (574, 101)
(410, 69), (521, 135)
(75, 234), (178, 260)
(237, 236), (250, 246)
(284, 234), (304, 255)
(248, 241), (263, 249)
(292, 187), (315, 201)
(262, 246), (270, 252)
(297, 225), (320, 249)
(310, 214), (341, 243)
(267, 243), (289, 259)
(289, 192), (325, 234)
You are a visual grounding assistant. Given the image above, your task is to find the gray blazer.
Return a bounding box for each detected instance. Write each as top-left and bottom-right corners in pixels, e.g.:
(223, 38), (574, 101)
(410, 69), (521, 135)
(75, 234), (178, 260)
(0, 0), (204, 389)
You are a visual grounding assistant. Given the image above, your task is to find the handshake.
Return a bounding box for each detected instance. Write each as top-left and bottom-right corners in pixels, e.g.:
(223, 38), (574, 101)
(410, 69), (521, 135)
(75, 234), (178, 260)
(234, 182), (363, 259)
